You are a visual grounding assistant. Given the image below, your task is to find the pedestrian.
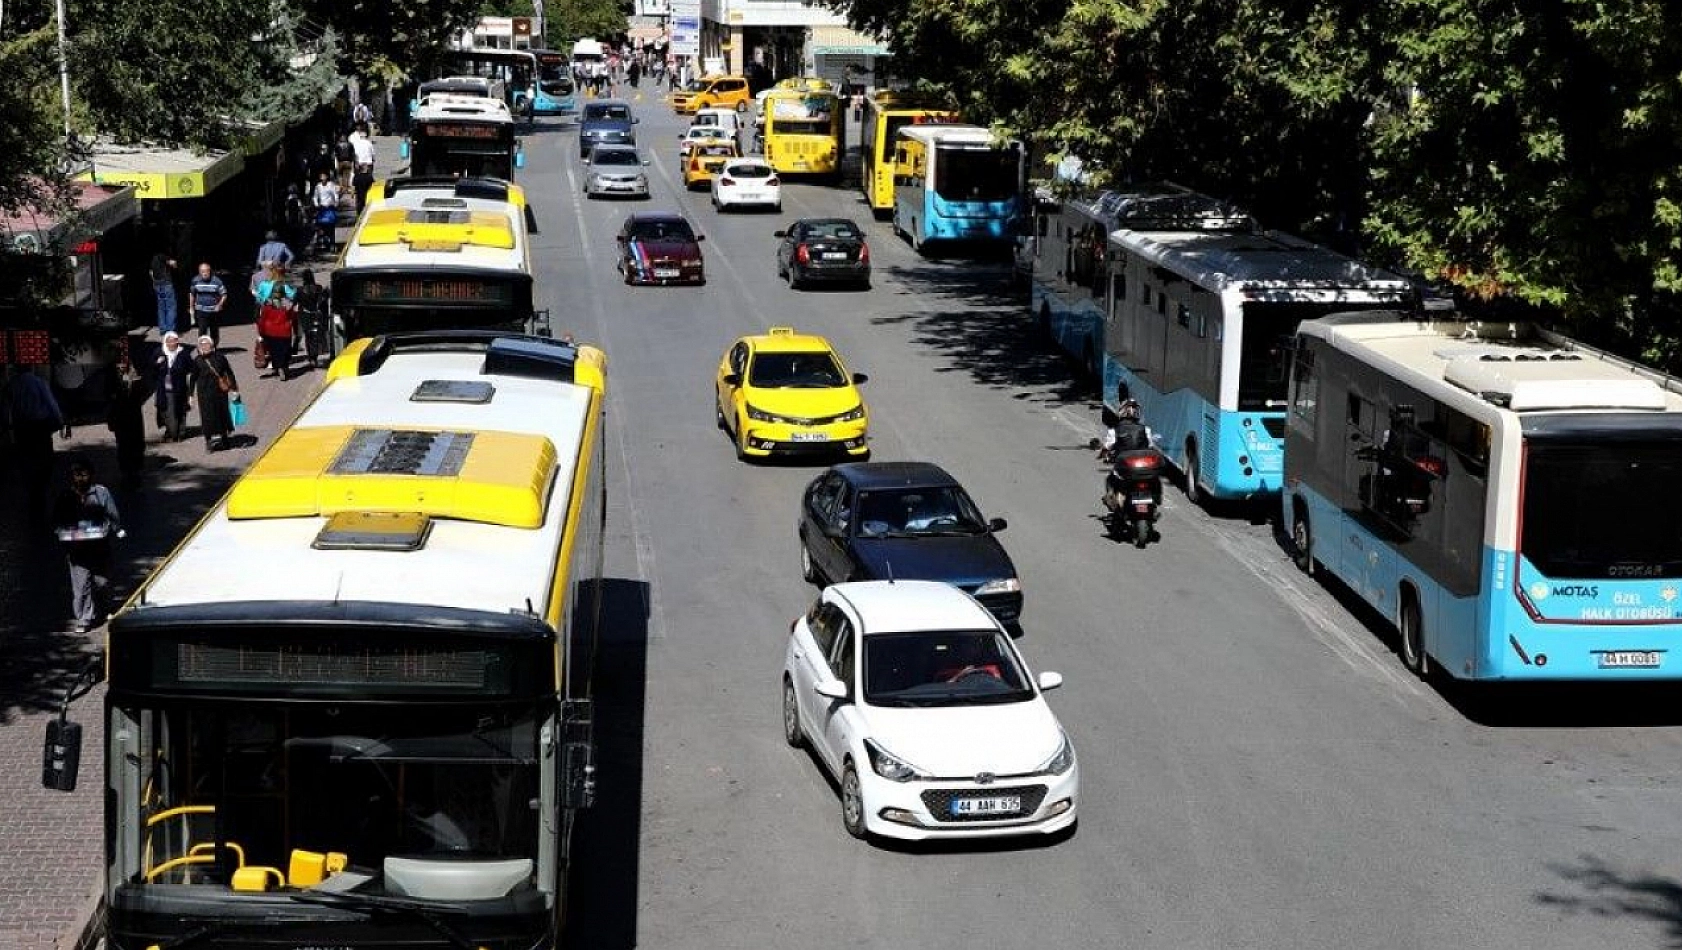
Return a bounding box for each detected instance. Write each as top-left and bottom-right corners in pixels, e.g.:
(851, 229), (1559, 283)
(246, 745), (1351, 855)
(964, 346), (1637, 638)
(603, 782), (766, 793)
(254, 267), (298, 380)
(105, 364), (146, 487)
(350, 124), (376, 172)
(149, 251), (179, 335)
(334, 133), (355, 189)
(53, 459), (124, 633)
(185, 262), (228, 346)
(353, 98), (373, 130)
(295, 269), (330, 368)
(628, 58), (641, 88)
(311, 172), (341, 253)
(5, 368), (68, 533)
(352, 162), (376, 216)
(254, 230), (295, 282)
(191, 336), (239, 452)
(154, 332), (193, 442)
(282, 184), (309, 254)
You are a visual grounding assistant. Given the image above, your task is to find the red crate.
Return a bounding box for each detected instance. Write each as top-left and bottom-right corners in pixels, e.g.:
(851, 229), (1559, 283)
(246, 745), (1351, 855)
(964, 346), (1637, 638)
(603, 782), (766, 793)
(12, 330), (49, 365)
(0, 333), (10, 365)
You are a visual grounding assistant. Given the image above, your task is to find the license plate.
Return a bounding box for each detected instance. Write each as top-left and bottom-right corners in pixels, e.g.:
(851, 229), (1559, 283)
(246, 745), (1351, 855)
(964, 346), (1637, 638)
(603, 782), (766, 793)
(950, 796), (1020, 816)
(653, 268), (680, 279)
(734, 192), (763, 201)
(1131, 502), (1152, 514)
(823, 252), (849, 260)
(789, 432), (829, 442)
(1599, 650), (1661, 669)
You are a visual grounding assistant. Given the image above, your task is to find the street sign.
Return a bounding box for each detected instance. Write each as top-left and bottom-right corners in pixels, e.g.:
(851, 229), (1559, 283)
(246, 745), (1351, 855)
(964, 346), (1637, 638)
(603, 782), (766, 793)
(670, 0), (700, 57)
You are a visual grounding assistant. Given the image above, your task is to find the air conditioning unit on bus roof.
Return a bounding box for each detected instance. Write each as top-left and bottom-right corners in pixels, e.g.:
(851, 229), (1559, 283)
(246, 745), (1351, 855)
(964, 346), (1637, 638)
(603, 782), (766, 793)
(1443, 349), (1670, 411)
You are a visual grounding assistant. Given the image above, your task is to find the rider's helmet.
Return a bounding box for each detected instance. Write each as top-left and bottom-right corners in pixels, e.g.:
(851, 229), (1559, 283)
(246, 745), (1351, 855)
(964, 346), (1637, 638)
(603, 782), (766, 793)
(1118, 399), (1142, 422)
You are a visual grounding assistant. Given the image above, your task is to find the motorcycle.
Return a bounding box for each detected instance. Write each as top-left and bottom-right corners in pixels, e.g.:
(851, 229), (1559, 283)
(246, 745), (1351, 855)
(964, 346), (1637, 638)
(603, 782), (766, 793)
(1089, 436), (1166, 548)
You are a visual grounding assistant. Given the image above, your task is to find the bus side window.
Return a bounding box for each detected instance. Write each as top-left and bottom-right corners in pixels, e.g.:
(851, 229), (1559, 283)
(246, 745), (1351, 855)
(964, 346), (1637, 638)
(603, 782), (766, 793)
(1289, 346), (1317, 435)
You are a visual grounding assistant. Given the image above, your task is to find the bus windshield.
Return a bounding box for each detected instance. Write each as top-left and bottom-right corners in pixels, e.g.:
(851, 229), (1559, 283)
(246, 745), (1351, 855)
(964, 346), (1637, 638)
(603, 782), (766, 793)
(1521, 440), (1682, 579)
(1239, 302), (1395, 412)
(121, 702), (542, 891)
(933, 146), (1018, 202)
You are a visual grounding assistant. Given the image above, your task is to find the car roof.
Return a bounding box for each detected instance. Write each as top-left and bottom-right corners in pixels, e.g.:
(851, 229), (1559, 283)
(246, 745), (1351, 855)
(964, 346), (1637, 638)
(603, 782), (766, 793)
(829, 580), (998, 634)
(832, 461), (959, 490)
(744, 328), (834, 353)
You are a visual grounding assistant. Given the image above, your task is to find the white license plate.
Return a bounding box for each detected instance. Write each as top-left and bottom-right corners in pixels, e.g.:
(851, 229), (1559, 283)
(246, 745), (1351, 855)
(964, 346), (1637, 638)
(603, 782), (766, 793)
(653, 268), (680, 279)
(1599, 650), (1661, 669)
(823, 252), (849, 260)
(733, 192), (764, 201)
(951, 796), (1021, 816)
(789, 432), (829, 442)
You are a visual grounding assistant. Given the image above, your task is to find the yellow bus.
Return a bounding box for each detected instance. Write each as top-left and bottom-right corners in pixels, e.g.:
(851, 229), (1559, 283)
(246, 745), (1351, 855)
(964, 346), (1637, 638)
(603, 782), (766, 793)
(761, 84), (843, 178)
(42, 329), (609, 950)
(860, 91), (959, 218)
(330, 176), (545, 349)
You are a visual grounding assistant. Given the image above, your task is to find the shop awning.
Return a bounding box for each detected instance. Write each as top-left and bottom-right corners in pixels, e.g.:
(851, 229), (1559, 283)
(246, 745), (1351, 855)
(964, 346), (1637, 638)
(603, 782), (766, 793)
(1, 181), (138, 253)
(78, 141), (245, 201)
(810, 25), (888, 57)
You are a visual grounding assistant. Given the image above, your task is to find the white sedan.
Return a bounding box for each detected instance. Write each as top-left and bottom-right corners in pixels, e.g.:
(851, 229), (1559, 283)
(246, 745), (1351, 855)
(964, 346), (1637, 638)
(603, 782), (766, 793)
(781, 579), (1077, 842)
(710, 158), (781, 213)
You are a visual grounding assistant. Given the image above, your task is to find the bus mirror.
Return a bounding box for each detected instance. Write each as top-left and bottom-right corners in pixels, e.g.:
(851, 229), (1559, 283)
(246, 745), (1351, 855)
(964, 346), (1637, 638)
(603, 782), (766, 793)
(515, 149), (527, 170)
(398, 139), (410, 160)
(42, 718), (82, 792)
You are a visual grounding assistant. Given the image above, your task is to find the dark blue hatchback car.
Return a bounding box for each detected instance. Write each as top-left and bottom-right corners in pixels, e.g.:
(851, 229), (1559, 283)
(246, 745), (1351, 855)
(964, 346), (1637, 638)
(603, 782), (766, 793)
(798, 462), (1022, 622)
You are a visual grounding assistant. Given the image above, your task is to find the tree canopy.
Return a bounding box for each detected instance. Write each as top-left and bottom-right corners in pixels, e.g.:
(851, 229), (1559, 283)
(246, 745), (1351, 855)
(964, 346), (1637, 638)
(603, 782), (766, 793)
(834, 0), (1682, 361)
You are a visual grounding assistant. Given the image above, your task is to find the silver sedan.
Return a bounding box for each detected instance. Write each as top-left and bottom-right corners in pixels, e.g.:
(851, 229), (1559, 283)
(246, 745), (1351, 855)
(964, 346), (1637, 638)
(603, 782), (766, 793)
(584, 145), (651, 199)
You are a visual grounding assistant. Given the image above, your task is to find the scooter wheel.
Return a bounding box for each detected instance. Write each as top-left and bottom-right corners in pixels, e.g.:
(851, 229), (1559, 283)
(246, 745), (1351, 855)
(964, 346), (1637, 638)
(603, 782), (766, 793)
(1132, 516), (1151, 548)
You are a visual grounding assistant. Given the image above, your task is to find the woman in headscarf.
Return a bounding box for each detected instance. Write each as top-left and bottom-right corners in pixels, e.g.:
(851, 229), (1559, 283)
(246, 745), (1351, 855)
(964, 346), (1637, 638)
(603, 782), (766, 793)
(191, 335), (239, 452)
(253, 264), (298, 380)
(153, 332), (193, 442)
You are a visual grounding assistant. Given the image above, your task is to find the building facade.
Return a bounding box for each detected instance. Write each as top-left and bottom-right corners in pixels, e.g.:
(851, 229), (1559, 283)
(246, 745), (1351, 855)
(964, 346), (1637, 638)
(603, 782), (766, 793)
(697, 0), (887, 87)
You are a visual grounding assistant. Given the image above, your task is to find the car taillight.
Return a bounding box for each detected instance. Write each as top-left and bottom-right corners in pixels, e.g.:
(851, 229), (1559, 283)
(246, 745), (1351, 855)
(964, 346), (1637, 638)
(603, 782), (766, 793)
(766, 177), (780, 186)
(797, 244), (810, 263)
(858, 243), (870, 264)
(719, 177), (735, 186)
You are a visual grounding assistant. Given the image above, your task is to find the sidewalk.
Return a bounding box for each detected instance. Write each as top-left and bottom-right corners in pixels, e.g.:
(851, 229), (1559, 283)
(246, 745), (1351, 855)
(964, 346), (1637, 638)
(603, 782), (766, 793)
(0, 135), (405, 950)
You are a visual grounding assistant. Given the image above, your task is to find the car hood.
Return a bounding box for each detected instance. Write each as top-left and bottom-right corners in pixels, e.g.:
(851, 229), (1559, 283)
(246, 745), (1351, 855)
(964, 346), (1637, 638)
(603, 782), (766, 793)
(627, 238), (701, 262)
(859, 701), (1062, 777)
(744, 386), (860, 417)
(848, 535), (1014, 587)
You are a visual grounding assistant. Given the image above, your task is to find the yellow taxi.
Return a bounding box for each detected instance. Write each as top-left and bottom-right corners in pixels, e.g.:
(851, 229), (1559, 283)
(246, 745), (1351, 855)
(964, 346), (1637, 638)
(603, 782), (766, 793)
(715, 327), (870, 461)
(682, 139), (742, 189)
(674, 75), (752, 114)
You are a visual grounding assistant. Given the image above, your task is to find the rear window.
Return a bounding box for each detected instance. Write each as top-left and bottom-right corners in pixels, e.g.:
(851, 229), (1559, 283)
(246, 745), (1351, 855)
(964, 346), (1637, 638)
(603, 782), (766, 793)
(585, 104), (630, 121)
(805, 221), (862, 240)
(725, 164), (772, 178)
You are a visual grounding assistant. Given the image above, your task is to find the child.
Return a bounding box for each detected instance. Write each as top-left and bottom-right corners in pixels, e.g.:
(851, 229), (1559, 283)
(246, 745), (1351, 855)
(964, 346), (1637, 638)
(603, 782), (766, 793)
(54, 460), (125, 633)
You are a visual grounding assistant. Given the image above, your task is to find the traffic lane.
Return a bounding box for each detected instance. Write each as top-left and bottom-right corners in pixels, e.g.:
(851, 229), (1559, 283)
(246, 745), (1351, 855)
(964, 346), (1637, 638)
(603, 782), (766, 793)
(532, 111), (1682, 949)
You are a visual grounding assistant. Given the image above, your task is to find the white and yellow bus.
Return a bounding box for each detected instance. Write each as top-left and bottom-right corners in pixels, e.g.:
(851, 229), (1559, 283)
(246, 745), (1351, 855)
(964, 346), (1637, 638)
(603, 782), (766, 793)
(331, 176), (543, 349)
(859, 91), (958, 218)
(45, 330), (607, 950)
(760, 83), (843, 179)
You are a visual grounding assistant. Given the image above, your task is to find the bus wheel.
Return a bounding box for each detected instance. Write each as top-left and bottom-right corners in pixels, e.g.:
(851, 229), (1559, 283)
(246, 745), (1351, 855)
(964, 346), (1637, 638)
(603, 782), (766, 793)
(1399, 590), (1428, 678)
(1290, 502), (1315, 576)
(1183, 443), (1203, 506)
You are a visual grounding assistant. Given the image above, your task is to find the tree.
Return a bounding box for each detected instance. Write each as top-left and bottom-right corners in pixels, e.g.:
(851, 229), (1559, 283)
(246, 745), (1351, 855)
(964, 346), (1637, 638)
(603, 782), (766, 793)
(477, 0), (628, 48)
(0, 28), (71, 217)
(296, 0), (492, 78)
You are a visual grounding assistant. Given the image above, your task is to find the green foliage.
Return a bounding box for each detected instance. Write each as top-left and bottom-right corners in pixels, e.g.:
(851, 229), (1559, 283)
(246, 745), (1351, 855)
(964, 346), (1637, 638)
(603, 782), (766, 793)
(830, 0), (1682, 363)
(296, 0), (494, 77)
(0, 28), (72, 217)
(538, 0), (630, 47)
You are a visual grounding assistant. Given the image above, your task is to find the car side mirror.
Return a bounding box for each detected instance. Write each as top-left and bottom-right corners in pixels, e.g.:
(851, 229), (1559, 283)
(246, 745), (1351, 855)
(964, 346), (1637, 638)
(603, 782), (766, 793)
(42, 717), (82, 791)
(722, 373), (741, 387)
(813, 679), (848, 701)
(851, 372), (868, 384)
(773, 230), (787, 238)
(696, 234), (706, 242)
(642, 159), (651, 166)
(632, 117), (640, 124)
(1036, 671), (1064, 692)
(988, 517), (1008, 532)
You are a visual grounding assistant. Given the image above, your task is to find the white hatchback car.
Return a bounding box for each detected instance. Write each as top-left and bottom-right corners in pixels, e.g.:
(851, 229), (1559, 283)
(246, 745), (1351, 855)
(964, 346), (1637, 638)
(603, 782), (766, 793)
(782, 580), (1077, 842)
(711, 158), (781, 212)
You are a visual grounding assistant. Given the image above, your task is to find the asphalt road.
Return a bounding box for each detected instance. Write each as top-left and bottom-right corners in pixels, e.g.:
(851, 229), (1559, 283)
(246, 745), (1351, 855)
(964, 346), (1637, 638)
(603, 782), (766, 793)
(535, 98), (1682, 950)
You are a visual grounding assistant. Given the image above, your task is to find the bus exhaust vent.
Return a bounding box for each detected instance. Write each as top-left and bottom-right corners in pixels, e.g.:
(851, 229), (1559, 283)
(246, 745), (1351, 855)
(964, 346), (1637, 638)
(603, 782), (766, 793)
(313, 511), (434, 552)
(330, 429), (476, 477)
(411, 380), (495, 404)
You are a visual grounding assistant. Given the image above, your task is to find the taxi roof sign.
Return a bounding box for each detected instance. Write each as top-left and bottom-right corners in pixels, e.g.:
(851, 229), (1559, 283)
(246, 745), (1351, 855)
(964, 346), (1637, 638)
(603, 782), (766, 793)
(769, 326), (796, 335)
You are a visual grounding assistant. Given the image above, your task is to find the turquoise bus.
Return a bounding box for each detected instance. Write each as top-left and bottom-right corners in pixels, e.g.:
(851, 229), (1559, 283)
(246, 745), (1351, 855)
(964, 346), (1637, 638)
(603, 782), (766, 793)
(1283, 313), (1682, 681)
(441, 48), (540, 119)
(530, 49), (579, 115)
(1028, 184), (1250, 380)
(1101, 226), (1413, 503)
(891, 124), (1022, 254)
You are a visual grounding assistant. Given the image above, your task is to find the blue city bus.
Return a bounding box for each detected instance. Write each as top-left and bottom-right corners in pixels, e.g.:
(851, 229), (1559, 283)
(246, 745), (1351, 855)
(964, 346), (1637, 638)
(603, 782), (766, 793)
(1101, 227), (1413, 503)
(1029, 184), (1250, 380)
(440, 48), (540, 120)
(891, 124), (1022, 254)
(530, 49), (579, 115)
(1283, 312), (1682, 681)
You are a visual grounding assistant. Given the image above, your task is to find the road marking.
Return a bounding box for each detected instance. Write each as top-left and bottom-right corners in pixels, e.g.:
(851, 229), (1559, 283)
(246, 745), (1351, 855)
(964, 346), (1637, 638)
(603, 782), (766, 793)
(562, 155), (668, 641)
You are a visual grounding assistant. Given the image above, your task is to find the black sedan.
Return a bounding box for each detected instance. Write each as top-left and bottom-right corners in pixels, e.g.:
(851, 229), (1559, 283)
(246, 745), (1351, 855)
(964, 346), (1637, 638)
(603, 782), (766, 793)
(797, 462), (1022, 622)
(616, 212), (706, 285)
(775, 218), (871, 290)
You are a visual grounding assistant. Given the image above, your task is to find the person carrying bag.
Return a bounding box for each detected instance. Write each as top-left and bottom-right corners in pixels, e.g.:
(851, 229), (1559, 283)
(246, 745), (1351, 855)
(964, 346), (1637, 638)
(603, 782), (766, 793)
(253, 266), (298, 380)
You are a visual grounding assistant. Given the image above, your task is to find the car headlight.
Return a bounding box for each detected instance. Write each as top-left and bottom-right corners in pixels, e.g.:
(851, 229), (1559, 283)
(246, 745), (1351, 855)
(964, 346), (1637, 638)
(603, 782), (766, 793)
(746, 405), (777, 423)
(1037, 734), (1075, 775)
(974, 577), (1021, 596)
(837, 405), (866, 423)
(865, 739), (926, 783)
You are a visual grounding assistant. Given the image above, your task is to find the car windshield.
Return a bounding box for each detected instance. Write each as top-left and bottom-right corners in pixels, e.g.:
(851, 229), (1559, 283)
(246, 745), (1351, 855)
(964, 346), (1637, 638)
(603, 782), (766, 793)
(803, 220), (861, 241)
(854, 485), (989, 537)
(748, 351), (845, 388)
(628, 219), (695, 242)
(592, 150), (639, 166)
(586, 105), (630, 121)
(725, 164), (772, 178)
(864, 630), (1033, 707)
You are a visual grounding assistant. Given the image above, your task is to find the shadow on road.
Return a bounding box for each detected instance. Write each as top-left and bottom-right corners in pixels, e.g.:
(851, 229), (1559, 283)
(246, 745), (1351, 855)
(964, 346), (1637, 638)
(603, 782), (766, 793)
(564, 576), (651, 949)
(1538, 855), (1682, 946)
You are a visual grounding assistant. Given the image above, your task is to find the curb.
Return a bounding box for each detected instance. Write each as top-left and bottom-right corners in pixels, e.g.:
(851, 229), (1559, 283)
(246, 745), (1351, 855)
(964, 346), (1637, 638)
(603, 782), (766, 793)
(56, 881), (103, 950)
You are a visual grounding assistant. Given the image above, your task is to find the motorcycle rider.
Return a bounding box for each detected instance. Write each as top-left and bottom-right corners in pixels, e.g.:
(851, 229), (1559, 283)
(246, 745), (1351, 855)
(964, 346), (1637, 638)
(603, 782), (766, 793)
(1100, 391), (1162, 509)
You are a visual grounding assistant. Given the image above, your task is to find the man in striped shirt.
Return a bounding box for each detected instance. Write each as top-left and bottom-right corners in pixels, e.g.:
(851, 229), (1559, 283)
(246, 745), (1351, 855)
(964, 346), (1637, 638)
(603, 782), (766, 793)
(186, 263), (227, 346)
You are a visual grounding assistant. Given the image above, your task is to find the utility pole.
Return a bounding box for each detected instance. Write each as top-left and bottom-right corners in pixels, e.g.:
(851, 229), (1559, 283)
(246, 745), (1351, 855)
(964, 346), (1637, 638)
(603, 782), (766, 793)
(55, 0), (73, 145)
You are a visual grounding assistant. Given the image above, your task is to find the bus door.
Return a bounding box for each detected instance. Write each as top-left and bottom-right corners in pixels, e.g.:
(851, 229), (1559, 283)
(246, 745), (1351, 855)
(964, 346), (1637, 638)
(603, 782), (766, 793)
(1342, 390), (1384, 599)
